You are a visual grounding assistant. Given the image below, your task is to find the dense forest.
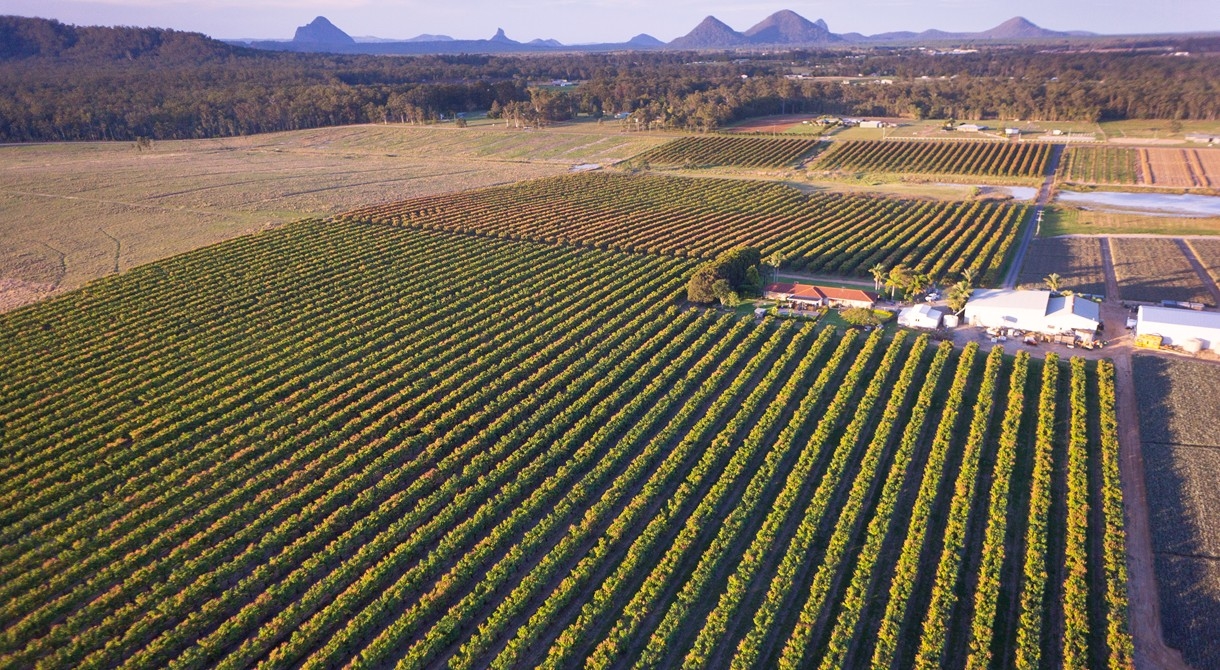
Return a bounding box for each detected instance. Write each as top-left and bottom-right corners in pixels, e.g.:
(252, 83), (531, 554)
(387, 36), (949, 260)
(0, 15), (1217, 142)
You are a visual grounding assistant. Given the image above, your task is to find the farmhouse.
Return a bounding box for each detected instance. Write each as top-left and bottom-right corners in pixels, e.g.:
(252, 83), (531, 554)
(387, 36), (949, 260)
(897, 304), (944, 329)
(1136, 305), (1220, 352)
(963, 289), (1100, 337)
(765, 282), (878, 309)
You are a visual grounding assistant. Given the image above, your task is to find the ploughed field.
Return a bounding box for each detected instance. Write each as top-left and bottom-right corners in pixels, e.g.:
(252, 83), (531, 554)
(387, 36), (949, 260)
(631, 136), (825, 168)
(1134, 356), (1220, 670)
(340, 172), (1028, 285)
(811, 139), (1052, 180)
(1108, 237), (1215, 306)
(0, 219), (1131, 669)
(1017, 237), (1108, 297)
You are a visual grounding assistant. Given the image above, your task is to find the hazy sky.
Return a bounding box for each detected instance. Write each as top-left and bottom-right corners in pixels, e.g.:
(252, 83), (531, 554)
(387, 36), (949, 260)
(1, 0), (1217, 43)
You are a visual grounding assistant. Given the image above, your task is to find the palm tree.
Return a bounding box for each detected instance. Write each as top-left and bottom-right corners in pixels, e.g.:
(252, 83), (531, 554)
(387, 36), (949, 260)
(947, 281), (973, 314)
(907, 272), (930, 299)
(766, 251), (786, 285)
(887, 264), (911, 300)
(1044, 272), (1062, 294)
(869, 263), (887, 292)
(960, 267), (978, 287)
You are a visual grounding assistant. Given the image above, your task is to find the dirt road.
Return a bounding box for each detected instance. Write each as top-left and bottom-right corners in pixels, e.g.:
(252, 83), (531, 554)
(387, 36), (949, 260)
(1002, 143), (1064, 289)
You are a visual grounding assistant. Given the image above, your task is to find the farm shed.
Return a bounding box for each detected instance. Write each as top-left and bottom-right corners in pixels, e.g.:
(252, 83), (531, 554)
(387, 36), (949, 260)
(1136, 305), (1220, 351)
(1186, 133), (1216, 144)
(964, 289), (1100, 335)
(765, 282), (878, 309)
(956, 124), (987, 132)
(898, 304), (944, 329)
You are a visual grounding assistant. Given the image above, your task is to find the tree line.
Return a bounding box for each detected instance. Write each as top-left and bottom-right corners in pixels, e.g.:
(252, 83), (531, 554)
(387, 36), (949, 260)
(0, 15), (1216, 142)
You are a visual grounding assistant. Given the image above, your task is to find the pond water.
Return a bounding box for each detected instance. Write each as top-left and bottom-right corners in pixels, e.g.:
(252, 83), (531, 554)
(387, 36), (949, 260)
(935, 184), (1039, 201)
(1056, 190), (1220, 217)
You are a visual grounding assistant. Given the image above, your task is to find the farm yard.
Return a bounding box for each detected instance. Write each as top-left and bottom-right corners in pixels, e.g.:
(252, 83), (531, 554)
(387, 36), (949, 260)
(631, 135), (825, 168)
(1017, 237), (1108, 296)
(810, 139), (1052, 180)
(1134, 355), (1220, 670)
(341, 172), (1028, 285)
(0, 219), (1131, 669)
(1060, 146), (1220, 188)
(1108, 237), (1215, 305)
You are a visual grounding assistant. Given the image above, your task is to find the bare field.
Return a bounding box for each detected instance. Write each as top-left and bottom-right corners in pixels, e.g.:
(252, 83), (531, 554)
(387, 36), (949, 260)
(1186, 238), (1220, 285)
(1016, 236), (1107, 296)
(1134, 354), (1220, 670)
(0, 124), (651, 311)
(1109, 237), (1213, 305)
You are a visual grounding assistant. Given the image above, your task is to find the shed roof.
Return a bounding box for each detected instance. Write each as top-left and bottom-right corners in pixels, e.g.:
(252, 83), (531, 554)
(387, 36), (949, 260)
(966, 289), (1052, 313)
(1138, 305), (1220, 329)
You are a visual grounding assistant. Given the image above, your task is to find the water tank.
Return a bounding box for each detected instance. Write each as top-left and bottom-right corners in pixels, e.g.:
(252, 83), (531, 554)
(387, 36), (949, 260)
(943, 314), (960, 328)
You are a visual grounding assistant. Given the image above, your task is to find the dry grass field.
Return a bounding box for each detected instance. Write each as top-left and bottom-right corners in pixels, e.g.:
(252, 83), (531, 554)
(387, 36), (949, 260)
(1134, 355), (1220, 670)
(1017, 236), (1107, 296)
(0, 123), (660, 312)
(1109, 237), (1214, 305)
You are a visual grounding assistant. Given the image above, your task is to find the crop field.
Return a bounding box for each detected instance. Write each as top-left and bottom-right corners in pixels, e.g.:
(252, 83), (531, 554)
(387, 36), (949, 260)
(1060, 147), (1139, 185)
(0, 219), (1130, 669)
(1108, 237), (1214, 305)
(1185, 238), (1220, 285)
(1039, 207), (1220, 237)
(631, 136), (824, 168)
(1061, 146), (1220, 187)
(342, 172), (1028, 285)
(1134, 355), (1220, 670)
(811, 140), (1051, 180)
(0, 125), (603, 312)
(1017, 237), (1107, 296)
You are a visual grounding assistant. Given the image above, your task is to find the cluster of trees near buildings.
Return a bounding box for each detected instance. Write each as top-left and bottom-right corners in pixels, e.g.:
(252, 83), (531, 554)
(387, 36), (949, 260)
(0, 15), (1217, 142)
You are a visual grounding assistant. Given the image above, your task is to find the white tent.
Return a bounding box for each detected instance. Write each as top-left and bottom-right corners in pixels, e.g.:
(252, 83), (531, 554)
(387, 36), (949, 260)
(898, 304), (944, 329)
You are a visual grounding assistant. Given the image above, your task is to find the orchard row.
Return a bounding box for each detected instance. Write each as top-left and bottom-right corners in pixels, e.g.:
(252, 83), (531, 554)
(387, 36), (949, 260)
(1, 221), (1128, 668)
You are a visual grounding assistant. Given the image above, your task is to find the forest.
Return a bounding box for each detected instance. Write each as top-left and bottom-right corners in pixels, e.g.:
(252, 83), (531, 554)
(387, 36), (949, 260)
(0, 15), (1217, 142)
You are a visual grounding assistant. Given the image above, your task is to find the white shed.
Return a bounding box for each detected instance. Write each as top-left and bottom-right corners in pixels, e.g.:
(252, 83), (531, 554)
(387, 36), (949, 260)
(963, 289), (1100, 336)
(1044, 295), (1102, 333)
(1136, 306), (1220, 351)
(898, 304), (944, 329)
(963, 289), (1052, 331)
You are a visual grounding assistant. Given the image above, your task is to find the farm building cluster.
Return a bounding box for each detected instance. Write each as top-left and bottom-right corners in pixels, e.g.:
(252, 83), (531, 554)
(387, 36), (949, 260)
(962, 289), (1102, 344)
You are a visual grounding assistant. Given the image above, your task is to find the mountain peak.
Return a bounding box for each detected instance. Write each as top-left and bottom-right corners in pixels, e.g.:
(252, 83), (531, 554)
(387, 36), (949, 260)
(489, 28), (516, 43)
(743, 9), (838, 45)
(979, 16), (1067, 39)
(669, 15), (749, 49)
(292, 16), (354, 45)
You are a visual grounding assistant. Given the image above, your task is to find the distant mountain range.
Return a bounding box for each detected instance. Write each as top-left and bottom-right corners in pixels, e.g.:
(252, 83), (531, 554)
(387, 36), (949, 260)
(231, 11), (1095, 54)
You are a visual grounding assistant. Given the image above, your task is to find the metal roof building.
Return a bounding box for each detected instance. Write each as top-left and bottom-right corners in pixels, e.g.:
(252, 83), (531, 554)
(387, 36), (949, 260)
(1136, 306), (1220, 351)
(963, 289), (1101, 335)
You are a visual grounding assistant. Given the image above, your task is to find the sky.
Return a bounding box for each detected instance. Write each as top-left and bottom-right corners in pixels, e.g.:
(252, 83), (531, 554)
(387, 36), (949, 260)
(1, 0), (1217, 43)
